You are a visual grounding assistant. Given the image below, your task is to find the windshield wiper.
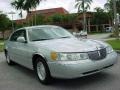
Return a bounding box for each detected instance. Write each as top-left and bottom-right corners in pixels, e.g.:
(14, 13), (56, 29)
(60, 36), (71, 38)
(32, 38), (53, 41)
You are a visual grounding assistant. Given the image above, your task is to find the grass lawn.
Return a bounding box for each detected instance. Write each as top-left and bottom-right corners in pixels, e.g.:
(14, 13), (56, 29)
(0, 45), (4, 52)
(106, 39), (120, 50)
(0, 40), (4, 52)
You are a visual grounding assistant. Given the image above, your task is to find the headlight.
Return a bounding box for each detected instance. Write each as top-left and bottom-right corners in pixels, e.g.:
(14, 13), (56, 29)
(51, 52), (88, 61)
(106, 46), (114, 54)
(58, 53), (88, 61)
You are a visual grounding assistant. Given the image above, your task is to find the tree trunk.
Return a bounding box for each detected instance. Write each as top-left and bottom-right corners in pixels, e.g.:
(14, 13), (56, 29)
(83, 0), (87, 32)
(88, 18), (91, 32)
(34, 8), (37, 25)
(113, 0), (120, 40)
(96, 25), (99, 32)
(83, 12), (87, 31)
(72, 23), (78, 32)
(27, 10), (30, 26)
(114, 23), (119, 40)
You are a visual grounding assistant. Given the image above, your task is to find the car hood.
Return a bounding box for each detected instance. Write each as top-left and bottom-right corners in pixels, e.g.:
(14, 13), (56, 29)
(34, 38), (108, 52)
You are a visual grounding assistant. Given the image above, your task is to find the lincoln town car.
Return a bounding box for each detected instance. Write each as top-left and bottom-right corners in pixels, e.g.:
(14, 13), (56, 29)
(4, 25), (118, 84)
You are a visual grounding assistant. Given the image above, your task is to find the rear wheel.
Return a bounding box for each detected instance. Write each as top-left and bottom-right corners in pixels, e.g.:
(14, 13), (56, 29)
(34, 57), (51, 84)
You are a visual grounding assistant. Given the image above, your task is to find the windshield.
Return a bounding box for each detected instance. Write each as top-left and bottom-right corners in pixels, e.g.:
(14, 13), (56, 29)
(28, 26), (74, 41)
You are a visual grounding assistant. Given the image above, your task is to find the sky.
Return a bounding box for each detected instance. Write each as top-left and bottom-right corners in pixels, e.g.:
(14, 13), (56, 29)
(0, 0), (107, 20)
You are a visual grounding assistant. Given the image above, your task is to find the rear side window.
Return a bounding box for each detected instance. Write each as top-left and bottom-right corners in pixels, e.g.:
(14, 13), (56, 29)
(10, 30), (26, 42)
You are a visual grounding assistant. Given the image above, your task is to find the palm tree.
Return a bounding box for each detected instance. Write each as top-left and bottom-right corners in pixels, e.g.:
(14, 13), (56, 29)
(104, 0), (114, 27)
(104, 0), (120, 39)
(11, 0), (41, 14)
(11, 0), (42, 25)
(94, 7), (104, 12)
(22, 0), (41, 26)
(75, 0), (92, 32)
(11, 0), (24, 18)
(104, 2), (111, 11)
(22, 0), (41, 13)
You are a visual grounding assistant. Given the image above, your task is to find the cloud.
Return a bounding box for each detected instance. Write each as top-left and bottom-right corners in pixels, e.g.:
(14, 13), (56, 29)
(91, 0), (107, 11)
(37, 0), (72, 11)
(0, 0), (21, 20)
(37, 0), (107, 12)
(0, 0), (107, 20)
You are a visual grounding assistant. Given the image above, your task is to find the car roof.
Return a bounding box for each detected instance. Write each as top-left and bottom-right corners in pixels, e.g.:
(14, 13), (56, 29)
(17, 25), (60, 31)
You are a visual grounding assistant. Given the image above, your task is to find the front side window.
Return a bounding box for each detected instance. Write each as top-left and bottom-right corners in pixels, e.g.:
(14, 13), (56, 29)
(10, 30), (26, 42)
(28, 26), (74, 41)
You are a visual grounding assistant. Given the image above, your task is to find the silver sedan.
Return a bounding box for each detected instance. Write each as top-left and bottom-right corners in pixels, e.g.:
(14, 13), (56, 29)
(4, 25), (118, 84)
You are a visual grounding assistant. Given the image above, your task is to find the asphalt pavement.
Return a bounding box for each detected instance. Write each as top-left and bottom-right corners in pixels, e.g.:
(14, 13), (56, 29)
(87, 33), (112, 41)
(0, 52), (120, 90)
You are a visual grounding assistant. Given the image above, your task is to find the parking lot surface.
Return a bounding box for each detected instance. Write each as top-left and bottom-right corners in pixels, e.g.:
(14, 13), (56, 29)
(0, 52), (120, 90)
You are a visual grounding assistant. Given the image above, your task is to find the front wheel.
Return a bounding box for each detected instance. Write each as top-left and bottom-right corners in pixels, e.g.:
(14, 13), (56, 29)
(34, 58), (51, 84)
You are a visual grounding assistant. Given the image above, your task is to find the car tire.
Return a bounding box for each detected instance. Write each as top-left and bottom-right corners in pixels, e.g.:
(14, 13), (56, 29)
(5, 52), (14, 65)
(34, 57), (51, 84)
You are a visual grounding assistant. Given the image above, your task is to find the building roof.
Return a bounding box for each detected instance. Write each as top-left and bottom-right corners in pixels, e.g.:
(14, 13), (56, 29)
(14, 19), (26, 24)
(26, 7), (69, 19)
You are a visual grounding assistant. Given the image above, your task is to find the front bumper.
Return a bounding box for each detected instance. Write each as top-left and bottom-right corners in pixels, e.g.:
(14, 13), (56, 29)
(47, 51), (118, 79)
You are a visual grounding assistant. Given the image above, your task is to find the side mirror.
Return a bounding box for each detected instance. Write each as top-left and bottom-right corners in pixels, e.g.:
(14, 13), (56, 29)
(17, 37), (27, 43)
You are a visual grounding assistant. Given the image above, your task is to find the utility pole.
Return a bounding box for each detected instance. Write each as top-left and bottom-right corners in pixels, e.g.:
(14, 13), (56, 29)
(8, 11), (15, 31)
(113, 0), (119, 39)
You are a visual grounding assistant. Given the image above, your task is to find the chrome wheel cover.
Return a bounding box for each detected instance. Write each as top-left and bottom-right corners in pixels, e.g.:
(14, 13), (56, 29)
(37, 62), (46, 81)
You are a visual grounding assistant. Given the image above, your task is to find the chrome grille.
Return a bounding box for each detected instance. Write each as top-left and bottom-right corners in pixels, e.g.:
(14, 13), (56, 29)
(88, 48), (106, 60)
